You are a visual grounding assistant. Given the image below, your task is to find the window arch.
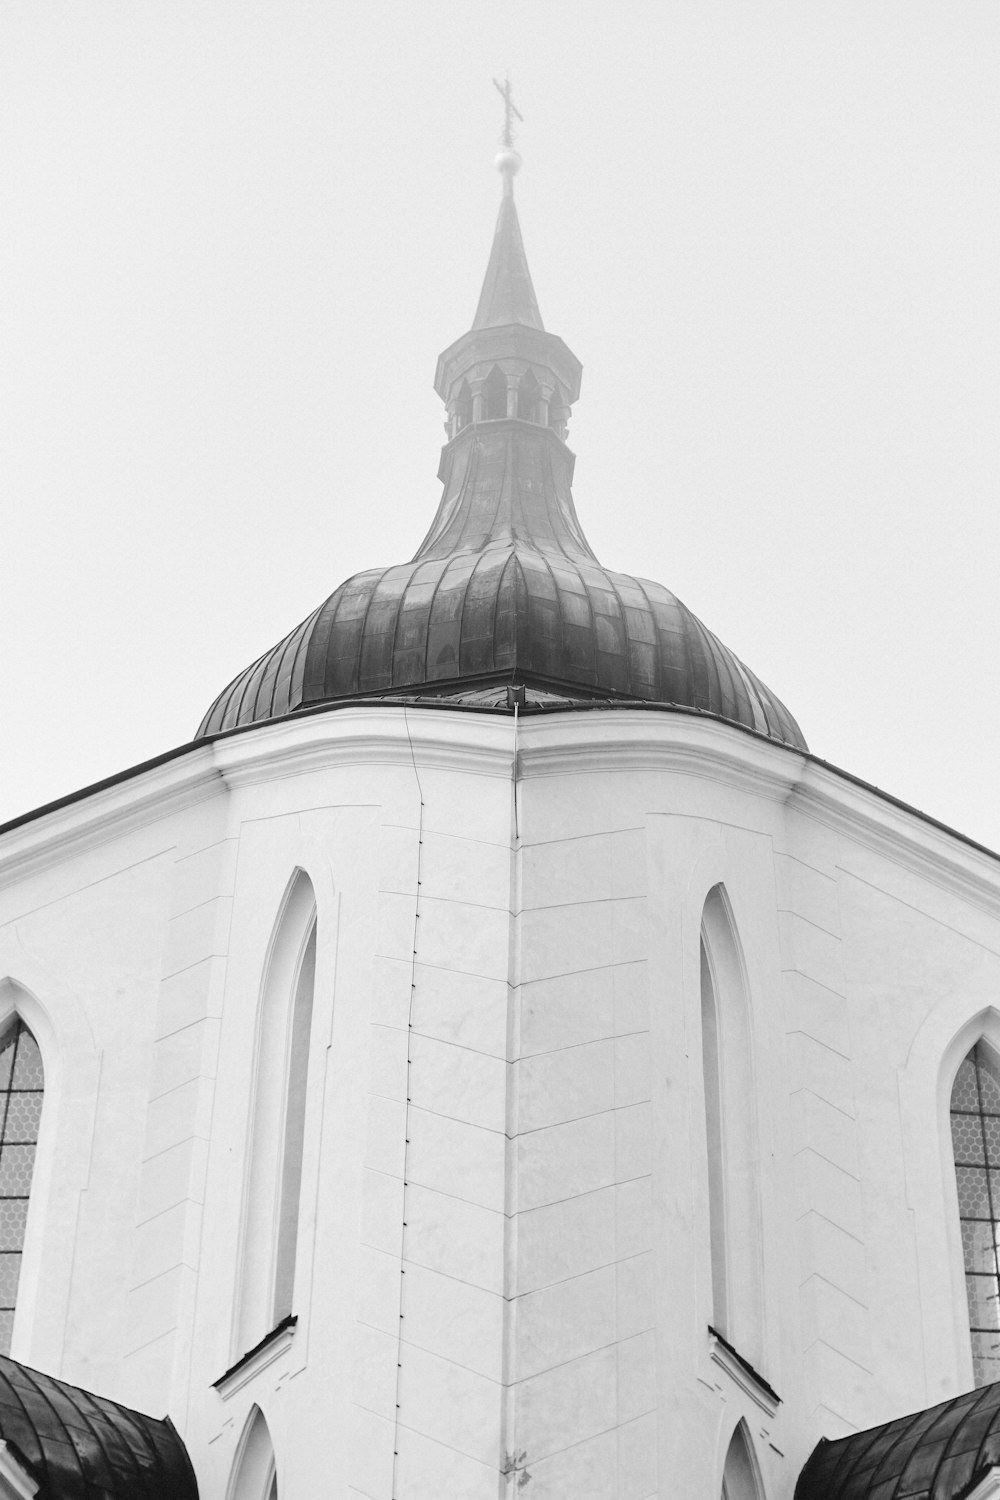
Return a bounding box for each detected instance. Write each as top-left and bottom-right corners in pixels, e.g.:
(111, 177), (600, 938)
(482, 365), (508, 420)
(950, 1040), (1000, 1385)
(453, 379), (472, 434)
(235, 873), (317, 1357)
(516, 369), (541, 423)
(227, 1406), (277, 1500)
(721, 1421), (764, 1500)
(700, 887), (762, 1363)
(0, 1017), (43, 1355)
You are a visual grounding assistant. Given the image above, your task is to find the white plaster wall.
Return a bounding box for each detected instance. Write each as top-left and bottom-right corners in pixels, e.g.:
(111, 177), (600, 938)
(1, 707), (1000, 1498)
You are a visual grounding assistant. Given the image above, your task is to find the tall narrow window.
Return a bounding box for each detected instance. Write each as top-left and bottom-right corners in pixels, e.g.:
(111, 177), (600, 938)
(701, 937), (728, 1337)
(482, 365), (507, 420)
(228, 1407), (277, 1500)
(700, 887), (762, 1364)
(453, 379), (472, 434)
(273, 922), (315, 1325)
(950, 1041), (1000, 1385)
(0, 1019), (43, 1355)
(516, 369), (541, 423)
(721, 1422), (763, 1499)
(236, 874), (317, 1357)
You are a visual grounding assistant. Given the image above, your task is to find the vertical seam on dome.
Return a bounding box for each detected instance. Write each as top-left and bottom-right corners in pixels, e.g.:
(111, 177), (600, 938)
(542, 437), (588, 565)
(305, 587), (351, 701)
(532, 545), (572, 683)
(229, 651), (271, 731)
(285, 601), (324, 712)
(496, 549), (520, 671)
(460, 544), (509, 677)
(350, 566), (390, 695)
(0, 1363), (48, 1479)
(600, 567), (643, 694)
(628, 574), (671, 699)
(248, 641), (284, 726)
(70, 1383), (148, 1490)
(420, 553), (465, 684)
(387, 560), (418, 688)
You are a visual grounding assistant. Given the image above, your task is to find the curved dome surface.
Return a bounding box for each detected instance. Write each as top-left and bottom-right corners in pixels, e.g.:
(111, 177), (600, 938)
(796, 1381), (1000, 1500)
(197, 168), (805, 751)
(197, 423), (805, 748)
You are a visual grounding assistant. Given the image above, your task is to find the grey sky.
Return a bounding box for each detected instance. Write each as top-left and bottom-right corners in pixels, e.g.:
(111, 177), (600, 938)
(2, 3), (998, 845)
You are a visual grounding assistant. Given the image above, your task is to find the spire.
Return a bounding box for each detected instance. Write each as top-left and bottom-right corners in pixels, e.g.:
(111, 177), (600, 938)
(472, 193), (544, 331)
(472, 78), (544, 331)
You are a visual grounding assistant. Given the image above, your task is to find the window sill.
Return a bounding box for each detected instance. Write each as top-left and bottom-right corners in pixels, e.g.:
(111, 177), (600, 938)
(212, 1315), (297, 1399)
(707, 1327), (780, 1417)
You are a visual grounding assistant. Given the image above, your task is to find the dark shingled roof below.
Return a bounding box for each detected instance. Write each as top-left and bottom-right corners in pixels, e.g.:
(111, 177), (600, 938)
(0, 1355), (198, 1500)
(796, 1381), (1000, 1500)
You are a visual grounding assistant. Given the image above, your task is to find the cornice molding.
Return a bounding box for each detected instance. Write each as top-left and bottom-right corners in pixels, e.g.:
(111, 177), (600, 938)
(0, 708), (514, 888)
(516, 712), (1000, 917)
(212, 706), (515, 789)
(1, 706), (999, 922)
(0, 749), (221, 891)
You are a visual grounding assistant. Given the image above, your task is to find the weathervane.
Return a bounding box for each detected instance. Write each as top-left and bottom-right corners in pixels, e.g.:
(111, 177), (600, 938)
(492, 75), (523, 194)
(492, 74), (523, 149)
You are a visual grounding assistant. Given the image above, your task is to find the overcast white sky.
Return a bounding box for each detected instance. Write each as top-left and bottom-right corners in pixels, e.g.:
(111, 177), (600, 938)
(1, 3), (998, 847)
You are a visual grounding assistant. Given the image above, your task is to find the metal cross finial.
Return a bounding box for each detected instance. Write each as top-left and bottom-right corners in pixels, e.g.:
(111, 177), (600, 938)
(492, 74), (523, 149)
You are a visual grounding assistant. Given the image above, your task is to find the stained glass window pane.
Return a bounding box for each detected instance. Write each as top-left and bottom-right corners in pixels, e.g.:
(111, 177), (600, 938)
(957, 1166), (991, 1219)
(952, 1114), (985, 1165)
(962, 1220), (999, 1277)
(972, 1329), (1000, 1387)
(11, 1034), (43, 1091)
(0, 1020), (43, 1356)
(953, 1058), (980, 1112)
(967, 1275), (1000, 1331)
(952, 1043), (1000, 1387)
(979, 1052), (1000, 1113)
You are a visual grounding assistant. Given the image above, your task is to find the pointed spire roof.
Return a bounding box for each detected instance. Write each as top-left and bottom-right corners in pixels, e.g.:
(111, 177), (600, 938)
(472, 187), (544, 331)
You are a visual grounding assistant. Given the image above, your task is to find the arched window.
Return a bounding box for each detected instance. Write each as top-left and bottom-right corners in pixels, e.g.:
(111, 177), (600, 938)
(0, 1018), (43, 1355)
(516, 369), (541, 423)
(721, 1422), (763, 1499)
(701, 936), (728, 1335)
(482, 365), (508, 420)
(453, 379), (472, 434)
(236, 874), (317, 1357)
(950, 1041), (1000, 1385)
(700, 887), (762, 1363)
(227, 1406), (277, 1500)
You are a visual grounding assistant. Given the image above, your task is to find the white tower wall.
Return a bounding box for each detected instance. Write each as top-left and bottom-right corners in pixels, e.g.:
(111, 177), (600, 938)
(0, 706), (996, 1497)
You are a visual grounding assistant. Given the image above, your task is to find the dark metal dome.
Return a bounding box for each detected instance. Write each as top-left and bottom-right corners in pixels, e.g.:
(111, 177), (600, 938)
(796, 1381), (1000, 1500)
(0, 1354), (198, 1499)
(197, 163), (805, 752)
(197, 421), (805, 747)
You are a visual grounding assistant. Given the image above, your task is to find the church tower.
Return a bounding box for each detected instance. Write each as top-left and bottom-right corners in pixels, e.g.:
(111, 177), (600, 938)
(3, 108), (1000, 1500)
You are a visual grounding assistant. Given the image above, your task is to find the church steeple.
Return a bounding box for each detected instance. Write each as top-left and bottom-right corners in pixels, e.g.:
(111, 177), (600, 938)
(434, 111), (582, 442)
(196, 107), (806, 752)
(471, 159), (544, 331)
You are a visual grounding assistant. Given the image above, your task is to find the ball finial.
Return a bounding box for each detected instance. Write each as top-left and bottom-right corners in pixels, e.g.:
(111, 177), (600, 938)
(495, 147), (522, 177)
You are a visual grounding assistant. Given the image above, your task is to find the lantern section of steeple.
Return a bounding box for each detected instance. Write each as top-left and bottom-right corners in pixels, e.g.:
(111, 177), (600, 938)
(434, 153), (581, 445)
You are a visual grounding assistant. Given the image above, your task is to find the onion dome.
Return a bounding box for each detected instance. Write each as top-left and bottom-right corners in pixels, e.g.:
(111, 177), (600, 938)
(197, 145), (806, 752)
(796, 1382), (1000, 1499)
(0, 1353), (198, 1499)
